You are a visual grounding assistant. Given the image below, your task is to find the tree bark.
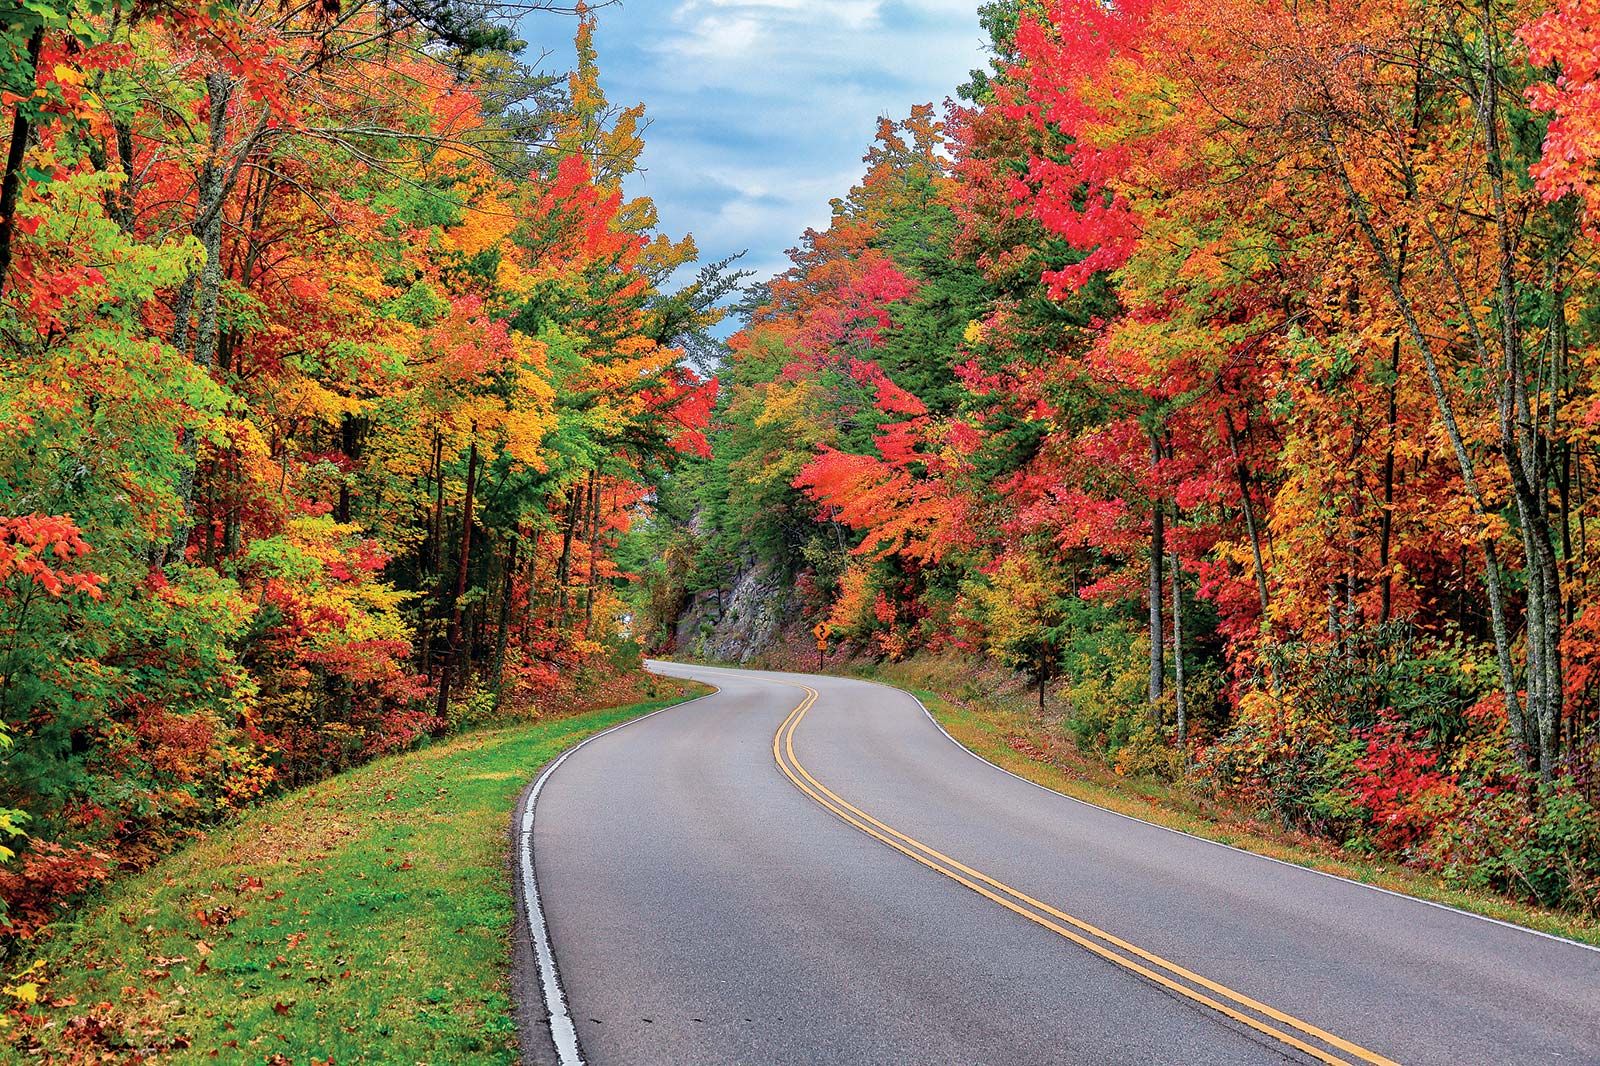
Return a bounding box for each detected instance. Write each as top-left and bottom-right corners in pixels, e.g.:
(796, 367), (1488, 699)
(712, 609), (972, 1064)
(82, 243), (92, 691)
(584, 475), (601, 628)
(1148, 437), (1165, 714)
(224, 446), (242, 559)
(492, 534), (519, 696)
(1478, 8), (1562, 775)
(108, 119), (136, 233)
(1171, 548), (1186, 748)
(1038, 647), (1047, 711)
(435, 437), (479, 732)
(0, 28), (43, 300)
(429, 434), (445, 580)
(168, 72), (236, 561)
(555, 484), (581, 621)
(337, 413), (362, 524)
(1228, 420), (1271, 624)
(1379, 336), (1400, 624)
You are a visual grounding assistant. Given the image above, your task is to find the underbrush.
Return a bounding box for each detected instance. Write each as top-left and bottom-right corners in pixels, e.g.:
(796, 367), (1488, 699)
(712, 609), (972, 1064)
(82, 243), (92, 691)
(731, 630), (1600, 936)
(1, 676), (707, 1063)
(0, 649), (661, 962)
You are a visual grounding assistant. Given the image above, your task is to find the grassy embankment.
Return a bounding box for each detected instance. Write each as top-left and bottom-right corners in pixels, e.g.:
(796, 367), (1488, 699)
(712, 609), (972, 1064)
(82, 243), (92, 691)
(4, 679), (710, 1064)
(729, 641), (1600, 946)
(860, 657), (1600, 947)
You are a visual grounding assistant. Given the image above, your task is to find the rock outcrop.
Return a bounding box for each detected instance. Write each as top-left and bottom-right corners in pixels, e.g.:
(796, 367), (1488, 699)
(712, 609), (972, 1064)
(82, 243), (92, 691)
(673, 562), (789, 663)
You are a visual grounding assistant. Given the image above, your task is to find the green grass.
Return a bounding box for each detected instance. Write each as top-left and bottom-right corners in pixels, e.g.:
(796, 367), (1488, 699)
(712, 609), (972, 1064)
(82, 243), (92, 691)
(5, 684), (708, 1064)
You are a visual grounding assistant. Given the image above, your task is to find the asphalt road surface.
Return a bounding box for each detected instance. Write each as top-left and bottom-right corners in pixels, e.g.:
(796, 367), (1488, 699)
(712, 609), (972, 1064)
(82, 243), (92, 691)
(522, 663), (1600, 1065)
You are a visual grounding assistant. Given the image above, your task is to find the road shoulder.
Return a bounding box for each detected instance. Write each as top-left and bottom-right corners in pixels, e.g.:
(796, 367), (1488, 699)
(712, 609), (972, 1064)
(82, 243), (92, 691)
(905, 678), (1600, 948)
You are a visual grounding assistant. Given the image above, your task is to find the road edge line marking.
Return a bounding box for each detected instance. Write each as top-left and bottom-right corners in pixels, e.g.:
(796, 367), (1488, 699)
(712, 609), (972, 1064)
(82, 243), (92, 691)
(669, 664), (1398, 1064)
(777, 690), (1394, 1066)
(868, 678), (1600, 956)
(766, 681), (1396, 1066)
(687, 658), (1600, 957)
(517, 686), (723, 1066)
(770, 692), (1367, 1066)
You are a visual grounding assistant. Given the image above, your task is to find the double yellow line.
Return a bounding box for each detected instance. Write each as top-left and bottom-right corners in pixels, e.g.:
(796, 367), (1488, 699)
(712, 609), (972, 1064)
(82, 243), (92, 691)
(773, 683), (1401, 1066)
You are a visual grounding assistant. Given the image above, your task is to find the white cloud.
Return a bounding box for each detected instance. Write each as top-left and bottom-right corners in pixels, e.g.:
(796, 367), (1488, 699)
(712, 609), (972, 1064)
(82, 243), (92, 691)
(654, 0), (975, 81)
(675, 0), (887, 34)
(528, 0), (987, 309)
(659, 12), (765, 58)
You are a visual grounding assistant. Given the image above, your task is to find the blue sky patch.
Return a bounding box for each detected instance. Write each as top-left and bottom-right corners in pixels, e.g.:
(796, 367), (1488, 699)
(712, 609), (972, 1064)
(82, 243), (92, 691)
(525, 1), (986, 292)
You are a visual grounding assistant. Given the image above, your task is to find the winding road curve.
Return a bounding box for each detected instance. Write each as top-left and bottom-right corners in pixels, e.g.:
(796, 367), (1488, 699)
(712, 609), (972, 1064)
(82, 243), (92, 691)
(517, 663), (1600, 1065)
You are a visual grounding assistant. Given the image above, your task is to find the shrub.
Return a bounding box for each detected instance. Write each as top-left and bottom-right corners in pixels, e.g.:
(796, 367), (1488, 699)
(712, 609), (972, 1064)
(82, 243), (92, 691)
(1196, 689), (1360, 836)
(0, 843), (113, 943)
(1428, 781), (1600, 915)
(1112, 724), (1185, 781)
(1200, 622), (1489, 838)
(1060, 620), (1153, 758)
(1257, 621), (1485, 743)
(1342, 717), (1463, 854)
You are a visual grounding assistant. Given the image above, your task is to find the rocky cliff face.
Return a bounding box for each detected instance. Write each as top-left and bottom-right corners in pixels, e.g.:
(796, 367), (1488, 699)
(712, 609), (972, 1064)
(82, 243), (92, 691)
(673, 563), (789, 663)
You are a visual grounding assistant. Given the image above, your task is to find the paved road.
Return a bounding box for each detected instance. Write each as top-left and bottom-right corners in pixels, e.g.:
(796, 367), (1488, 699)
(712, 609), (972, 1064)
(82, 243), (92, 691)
(524, 663), (1600, 1065)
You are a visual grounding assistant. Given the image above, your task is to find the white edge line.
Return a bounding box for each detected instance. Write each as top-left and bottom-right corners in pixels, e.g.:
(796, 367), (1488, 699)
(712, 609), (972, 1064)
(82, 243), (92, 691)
(660, 659), (1600, 956)
(896, 681), (1600, 955)
(518, 684), (724, 1066)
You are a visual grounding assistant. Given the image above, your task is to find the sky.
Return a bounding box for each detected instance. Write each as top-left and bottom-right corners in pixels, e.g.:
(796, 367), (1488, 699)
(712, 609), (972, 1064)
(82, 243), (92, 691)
(523, 0), (989, 289)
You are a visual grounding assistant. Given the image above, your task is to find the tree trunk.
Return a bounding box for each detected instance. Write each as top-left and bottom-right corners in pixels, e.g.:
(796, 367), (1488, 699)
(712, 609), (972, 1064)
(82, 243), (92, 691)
(1148, 438), (1165, 714)
(1329, 140), (1533, 775)
(1228, 421), (1271, 624)
(1481, 13), (1562, 777)
(429, 434), (445, 579)
(435, 437), (479, 732)
(169, 72), (235, 561)
(1038, 648), (1047, 711)
(1171, 548), (1186, 748)
(492, 535), (520, 697)
(0, 28), (43, 299)
(524, 541), (543, 650)
(1377, 39), (1422, 627)
(556, 485), (581, 621)
(1560, 441), (1574, 625)
(108, 119), (136, 233)
(199, 463), (216, 567)
(584, 475), (601, 629)
(224, 446), (242, 559)
(337, 413), (360, 524)
(1379, 336), (1400, 624)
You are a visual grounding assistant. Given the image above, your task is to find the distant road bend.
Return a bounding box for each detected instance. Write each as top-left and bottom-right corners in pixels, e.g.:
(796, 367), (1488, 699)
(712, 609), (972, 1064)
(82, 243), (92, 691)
(519, 663), (1600, 1066)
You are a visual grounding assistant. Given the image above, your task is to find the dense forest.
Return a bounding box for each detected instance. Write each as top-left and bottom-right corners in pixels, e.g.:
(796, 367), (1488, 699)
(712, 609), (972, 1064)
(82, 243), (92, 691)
(632, 0), (1600, 914)
(0, 0), (729, 945)
(6, 0), (1600, 968)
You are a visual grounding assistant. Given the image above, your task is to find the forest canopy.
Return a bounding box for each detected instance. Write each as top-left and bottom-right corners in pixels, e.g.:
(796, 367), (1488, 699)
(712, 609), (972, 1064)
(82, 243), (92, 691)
(630, 0), (1600, 915)
(0, 0), (727, 943)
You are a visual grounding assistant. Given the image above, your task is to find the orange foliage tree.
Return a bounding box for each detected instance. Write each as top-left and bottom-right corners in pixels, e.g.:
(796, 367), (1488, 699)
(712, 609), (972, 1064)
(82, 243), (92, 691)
(0, 0), (726, 942)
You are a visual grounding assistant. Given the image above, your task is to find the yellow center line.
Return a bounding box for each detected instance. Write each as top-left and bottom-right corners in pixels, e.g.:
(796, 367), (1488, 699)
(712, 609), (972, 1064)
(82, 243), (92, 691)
(751, 677), (1402, 1066)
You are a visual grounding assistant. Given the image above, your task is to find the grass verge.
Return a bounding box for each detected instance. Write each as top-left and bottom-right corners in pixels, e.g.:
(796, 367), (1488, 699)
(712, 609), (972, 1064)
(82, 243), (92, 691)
(892, 676), (1600, 947)
(4, 679), (710, 1064)
(722, 640), (1600, 946)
